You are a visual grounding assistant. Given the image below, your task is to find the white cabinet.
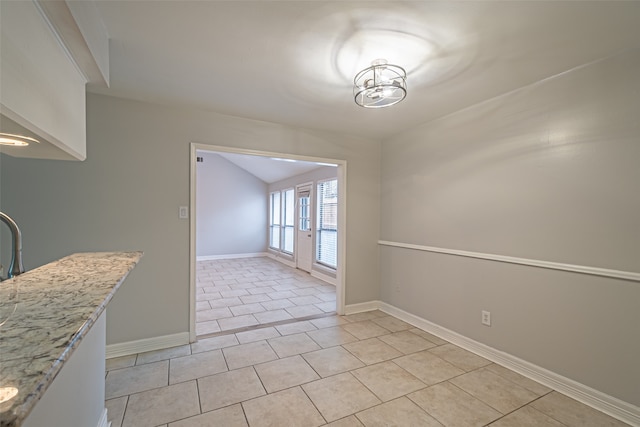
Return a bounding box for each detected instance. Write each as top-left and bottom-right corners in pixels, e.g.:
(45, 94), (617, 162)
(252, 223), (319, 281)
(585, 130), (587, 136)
(22, 313), (108, 427)
(0, 1), (108, 161)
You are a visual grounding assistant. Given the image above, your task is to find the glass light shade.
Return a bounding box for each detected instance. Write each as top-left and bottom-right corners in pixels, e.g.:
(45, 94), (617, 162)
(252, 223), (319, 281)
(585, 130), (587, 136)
(354, 60), (406, 108)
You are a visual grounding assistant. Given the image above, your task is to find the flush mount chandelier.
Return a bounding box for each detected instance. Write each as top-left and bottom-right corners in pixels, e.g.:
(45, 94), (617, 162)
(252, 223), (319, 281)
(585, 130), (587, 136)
(353, 59), (407, 108)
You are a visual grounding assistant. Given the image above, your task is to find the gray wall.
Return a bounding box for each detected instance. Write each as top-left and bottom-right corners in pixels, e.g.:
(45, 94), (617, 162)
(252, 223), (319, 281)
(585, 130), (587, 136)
(0, 92), (381, 345)
(379, 49), (640, 406)
(196, 152), (267, 257)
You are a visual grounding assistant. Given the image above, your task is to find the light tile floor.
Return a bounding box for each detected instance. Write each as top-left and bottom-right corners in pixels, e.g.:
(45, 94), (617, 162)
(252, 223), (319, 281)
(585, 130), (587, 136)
(196, 257), (337, 336)
(105, 311), (631, 427)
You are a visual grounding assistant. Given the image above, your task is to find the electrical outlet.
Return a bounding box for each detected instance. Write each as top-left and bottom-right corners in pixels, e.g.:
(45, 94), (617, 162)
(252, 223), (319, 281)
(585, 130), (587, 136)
(482, 310), (491, 326)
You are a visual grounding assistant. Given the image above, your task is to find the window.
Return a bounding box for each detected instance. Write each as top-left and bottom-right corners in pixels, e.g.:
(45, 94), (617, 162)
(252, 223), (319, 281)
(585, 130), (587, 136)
(316, 179), (338, 268)
(282, 189), (295, 254)
(269, 192), (280, 249)
(270, 188), (295, 254)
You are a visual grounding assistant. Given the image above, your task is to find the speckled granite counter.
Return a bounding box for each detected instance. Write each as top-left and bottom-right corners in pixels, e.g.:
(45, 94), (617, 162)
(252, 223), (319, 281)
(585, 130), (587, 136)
(0, 252), (143, 427)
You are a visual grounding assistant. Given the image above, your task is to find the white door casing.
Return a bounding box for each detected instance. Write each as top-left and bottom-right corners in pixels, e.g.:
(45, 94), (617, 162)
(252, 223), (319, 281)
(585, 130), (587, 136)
(190, 143), (348, 342)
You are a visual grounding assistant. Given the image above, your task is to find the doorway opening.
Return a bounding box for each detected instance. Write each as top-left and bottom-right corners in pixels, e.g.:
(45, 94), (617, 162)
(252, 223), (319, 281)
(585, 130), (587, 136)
(189, 143), (346, 341)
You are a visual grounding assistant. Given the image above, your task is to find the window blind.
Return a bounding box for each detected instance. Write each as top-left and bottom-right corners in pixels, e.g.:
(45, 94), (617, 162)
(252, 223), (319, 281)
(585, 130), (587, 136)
(316, 179), (338, 268)
(269, 192), (280, 249)
(283, 189), (295, 253)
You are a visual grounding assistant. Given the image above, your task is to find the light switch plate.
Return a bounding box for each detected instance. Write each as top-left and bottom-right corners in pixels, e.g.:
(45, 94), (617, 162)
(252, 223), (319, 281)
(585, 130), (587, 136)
(179, 206), (189, 219)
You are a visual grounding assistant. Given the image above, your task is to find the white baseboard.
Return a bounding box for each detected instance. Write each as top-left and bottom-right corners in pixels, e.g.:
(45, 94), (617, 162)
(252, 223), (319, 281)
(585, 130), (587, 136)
(106, 332), (190, 359)
(344, 300), (381, 315)
(268, 253), (296, 268)
(268, 254), (337, 286)
(97, 409), (110, 427)
(197, 252), (268, 261)
(311, 269), (337, 286)
(348, 300), (639, 426)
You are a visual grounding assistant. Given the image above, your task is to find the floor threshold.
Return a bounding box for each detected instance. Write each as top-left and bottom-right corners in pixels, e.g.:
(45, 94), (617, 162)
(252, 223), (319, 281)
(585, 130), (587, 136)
(196, 311), (337, 340)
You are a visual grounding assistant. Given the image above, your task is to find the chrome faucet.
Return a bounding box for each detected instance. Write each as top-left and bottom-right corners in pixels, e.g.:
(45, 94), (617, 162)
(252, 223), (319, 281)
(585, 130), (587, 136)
(0, 212), (25, 280)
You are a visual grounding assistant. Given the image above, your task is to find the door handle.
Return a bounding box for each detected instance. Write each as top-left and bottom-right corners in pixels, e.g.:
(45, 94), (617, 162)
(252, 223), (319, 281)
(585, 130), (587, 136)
(307, 234), (311, 237)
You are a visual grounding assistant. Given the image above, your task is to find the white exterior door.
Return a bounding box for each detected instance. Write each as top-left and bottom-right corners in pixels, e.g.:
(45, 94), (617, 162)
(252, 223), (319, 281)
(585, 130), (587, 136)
(296, 184), (313, 273)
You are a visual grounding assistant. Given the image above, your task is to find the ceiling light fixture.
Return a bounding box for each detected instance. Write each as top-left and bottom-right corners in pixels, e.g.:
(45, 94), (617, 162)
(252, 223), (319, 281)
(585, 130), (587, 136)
(0, 133), (39, 147)
(354, 59), (406, 109)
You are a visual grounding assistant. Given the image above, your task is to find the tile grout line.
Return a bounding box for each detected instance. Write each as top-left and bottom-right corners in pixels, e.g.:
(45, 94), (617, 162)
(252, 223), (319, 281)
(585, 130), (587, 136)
(298, 381), (329, 425)
(119, 395), (130, 427)
(194, 378), (202, 419)
(477, 391), (563, 427)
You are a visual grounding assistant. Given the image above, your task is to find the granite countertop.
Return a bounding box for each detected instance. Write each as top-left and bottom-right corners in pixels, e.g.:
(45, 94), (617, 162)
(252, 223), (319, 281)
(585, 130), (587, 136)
(0, 251), (143, 427)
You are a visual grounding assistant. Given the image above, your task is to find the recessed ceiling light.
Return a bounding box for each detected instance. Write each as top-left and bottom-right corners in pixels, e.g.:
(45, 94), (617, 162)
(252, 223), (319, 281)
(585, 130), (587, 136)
(0, 133), (39, 146)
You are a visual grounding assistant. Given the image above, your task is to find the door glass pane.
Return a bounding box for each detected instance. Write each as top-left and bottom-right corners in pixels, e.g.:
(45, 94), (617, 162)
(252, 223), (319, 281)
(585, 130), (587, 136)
(299, 195), (310, 231)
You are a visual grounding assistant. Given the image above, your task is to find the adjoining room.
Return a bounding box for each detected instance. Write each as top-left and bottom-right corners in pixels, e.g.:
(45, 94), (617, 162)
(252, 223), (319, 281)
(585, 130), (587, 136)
(193, 148), (343, 337)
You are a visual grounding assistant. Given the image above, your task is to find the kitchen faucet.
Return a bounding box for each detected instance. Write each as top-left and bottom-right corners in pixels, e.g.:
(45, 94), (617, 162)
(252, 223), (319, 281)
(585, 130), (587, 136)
(0, 212), (25, 280)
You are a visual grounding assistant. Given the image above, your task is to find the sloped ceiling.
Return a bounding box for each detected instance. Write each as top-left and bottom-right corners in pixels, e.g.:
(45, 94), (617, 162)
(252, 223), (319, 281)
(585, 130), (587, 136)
(207, 151), (333, 184)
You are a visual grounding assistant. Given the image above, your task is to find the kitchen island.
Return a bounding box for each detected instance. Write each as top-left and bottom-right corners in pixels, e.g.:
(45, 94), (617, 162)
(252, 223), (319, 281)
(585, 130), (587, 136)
(0, 252), (143, 427)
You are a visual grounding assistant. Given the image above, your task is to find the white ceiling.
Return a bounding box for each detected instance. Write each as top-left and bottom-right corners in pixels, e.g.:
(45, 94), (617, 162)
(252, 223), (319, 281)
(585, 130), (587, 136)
(89, 1), (640, 142)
